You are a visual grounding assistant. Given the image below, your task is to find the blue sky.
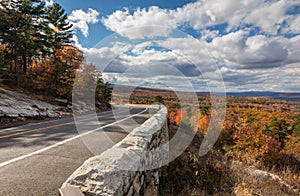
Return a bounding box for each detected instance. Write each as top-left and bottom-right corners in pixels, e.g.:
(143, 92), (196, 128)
(46, 0), (300, 92)
(55, 0), (197, 48)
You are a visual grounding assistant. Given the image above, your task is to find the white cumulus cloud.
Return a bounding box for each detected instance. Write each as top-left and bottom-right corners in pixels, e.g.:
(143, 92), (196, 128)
(102, 0), (300, 38)
(80, 0), (300, 92)
(69, 8), (99, 37)
(209, 31), (289, 69)
(102, 6), (178, 39)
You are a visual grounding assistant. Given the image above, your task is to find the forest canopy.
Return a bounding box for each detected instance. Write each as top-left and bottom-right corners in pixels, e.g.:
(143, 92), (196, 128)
(0, 0), (110, 103)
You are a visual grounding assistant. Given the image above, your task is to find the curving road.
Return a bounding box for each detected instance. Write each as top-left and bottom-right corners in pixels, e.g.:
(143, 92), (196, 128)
(0, 107), (151, 196)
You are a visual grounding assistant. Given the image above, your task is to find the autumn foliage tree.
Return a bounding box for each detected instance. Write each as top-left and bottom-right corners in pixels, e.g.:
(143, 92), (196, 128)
(216, 106), (297, 167)
(73, 63), (112, 106)
(165, 95), (299, 170)
(0, 1), (111, 106)
(38, 45), (83, 99)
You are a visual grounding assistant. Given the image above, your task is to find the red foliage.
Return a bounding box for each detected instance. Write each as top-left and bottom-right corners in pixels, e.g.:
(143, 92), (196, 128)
(267, 138), (282, 154)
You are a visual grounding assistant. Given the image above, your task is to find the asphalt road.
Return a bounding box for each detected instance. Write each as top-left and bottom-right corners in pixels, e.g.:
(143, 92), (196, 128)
(0, 107), (151, 196)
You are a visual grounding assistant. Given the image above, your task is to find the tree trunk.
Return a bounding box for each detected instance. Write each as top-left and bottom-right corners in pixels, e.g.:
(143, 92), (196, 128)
(23, 55), (27, 73)
(14, 47), (20, 88)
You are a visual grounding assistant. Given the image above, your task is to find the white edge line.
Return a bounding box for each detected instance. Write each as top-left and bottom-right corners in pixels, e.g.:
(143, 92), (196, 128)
(0, 108), (148, 168)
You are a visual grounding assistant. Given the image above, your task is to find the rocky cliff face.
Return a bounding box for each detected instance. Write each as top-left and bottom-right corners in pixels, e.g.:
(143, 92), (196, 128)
(0, 88), (61, 121)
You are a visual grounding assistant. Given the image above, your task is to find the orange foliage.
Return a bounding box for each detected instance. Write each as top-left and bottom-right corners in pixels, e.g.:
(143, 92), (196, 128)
(220, 107), (298, 165)
(168, 107), (187, 126)
(197, 115), (209, 132)
(55, 45), (83, 69)
(174, 110), (183, 125)
(37, 45), (83, 99)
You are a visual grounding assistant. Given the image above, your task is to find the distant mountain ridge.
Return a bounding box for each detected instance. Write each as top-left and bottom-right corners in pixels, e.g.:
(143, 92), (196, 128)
(110, 84), (300, 102)
(223, 91), (300, 102)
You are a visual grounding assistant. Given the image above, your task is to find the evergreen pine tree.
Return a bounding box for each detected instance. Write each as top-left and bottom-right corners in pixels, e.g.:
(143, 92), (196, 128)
(45, 3), (73, 53)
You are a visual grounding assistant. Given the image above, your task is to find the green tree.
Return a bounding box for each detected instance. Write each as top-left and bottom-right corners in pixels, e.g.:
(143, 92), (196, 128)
(0, 44), (14, 84)
(42, 3), (74, 93)
(154, 95), (164, 104)
(264, 118), (293, 148)
(19, 0), (46, 74)
(0, 0), (46, 86)
(45, 3), (73, 53)
(96, 80), (112, 104)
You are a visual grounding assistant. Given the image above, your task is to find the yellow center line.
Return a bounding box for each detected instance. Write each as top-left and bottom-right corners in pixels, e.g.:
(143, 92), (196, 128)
(0, 110), (128, 139)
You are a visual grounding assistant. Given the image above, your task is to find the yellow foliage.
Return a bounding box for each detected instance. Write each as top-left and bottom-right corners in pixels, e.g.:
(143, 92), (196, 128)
(37, 45), (84, 99)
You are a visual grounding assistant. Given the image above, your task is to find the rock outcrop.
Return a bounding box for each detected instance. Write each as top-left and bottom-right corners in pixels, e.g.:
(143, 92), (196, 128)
(0, 87), (61, 120)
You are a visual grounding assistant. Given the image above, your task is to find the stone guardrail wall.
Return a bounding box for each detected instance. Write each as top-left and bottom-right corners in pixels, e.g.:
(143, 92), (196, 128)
(113, 104), (162, 110)
(61, 106), (169, 196)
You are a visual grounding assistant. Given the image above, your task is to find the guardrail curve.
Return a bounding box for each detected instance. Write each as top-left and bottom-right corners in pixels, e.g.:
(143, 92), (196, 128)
(60, 105), (169, 196)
